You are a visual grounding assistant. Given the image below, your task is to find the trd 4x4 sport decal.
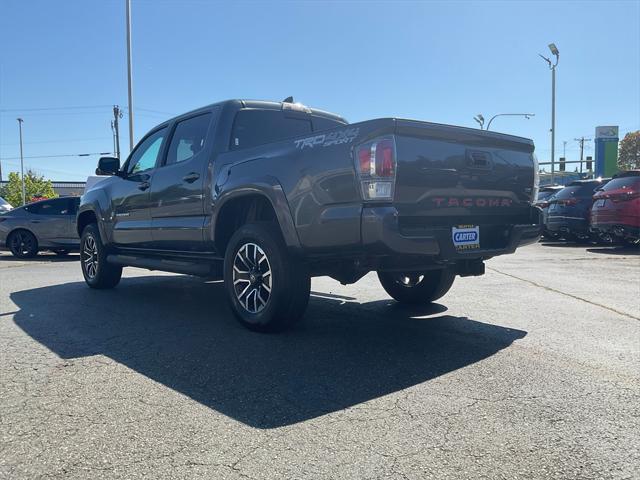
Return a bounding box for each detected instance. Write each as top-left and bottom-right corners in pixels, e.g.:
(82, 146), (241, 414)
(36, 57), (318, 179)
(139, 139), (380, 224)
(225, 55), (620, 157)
(294, 128), (359, 150)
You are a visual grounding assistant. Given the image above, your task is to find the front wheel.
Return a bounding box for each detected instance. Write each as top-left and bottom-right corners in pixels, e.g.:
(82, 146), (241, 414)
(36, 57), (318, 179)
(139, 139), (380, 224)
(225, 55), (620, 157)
(224, 223), (310, 333)
(8, 230), (38, 258)
(80, 224), (122, 289)
(377, 268), (455, 305)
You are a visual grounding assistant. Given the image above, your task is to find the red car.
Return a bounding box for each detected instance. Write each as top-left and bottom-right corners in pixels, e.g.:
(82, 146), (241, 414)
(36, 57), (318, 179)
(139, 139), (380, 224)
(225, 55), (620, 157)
(591, 171), (640, 245)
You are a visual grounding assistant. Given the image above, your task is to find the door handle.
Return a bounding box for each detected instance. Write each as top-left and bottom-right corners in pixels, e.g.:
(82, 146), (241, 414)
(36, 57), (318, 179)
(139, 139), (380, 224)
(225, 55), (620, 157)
(182, 172), (200, 183)
(138, 181), (150, 191)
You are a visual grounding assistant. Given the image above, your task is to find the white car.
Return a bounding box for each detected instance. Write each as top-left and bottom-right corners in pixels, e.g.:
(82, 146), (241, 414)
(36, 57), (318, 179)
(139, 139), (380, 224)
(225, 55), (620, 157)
(0, 197), (13, 213)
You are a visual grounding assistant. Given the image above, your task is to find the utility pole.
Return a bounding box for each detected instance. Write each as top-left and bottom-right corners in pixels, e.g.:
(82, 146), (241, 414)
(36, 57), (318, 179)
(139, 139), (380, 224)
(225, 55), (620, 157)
(112, 105), (122, 159)
(563, 140), (567, 159)
(574, 137), (591, 175)
(17, 118), (25, 205)
(126, 0), (134, 152)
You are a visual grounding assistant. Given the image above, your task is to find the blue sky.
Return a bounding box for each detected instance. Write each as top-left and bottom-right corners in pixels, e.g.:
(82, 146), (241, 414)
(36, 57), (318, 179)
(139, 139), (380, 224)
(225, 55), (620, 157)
(1, 0), (638, 181)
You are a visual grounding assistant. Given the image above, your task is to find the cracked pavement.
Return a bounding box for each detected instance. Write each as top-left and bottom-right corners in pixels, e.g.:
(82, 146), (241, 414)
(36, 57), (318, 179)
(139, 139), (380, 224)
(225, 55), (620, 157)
(0, 242), (639, 479)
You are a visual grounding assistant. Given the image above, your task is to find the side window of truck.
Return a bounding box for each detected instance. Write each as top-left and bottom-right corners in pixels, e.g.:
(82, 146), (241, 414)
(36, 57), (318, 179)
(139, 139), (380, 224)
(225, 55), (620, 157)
(230, 110), (312, 150)
(127, 127), (168, 175)
(165, 113), (212, 165)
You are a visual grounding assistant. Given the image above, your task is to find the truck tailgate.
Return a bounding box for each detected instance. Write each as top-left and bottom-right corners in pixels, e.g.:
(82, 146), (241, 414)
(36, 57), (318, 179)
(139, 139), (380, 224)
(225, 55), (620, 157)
(393, 120), (536, 229)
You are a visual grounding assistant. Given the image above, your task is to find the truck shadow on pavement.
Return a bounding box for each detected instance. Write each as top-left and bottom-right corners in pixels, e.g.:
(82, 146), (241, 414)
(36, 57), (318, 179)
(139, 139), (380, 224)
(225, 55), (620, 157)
(11, 275), (526, 429)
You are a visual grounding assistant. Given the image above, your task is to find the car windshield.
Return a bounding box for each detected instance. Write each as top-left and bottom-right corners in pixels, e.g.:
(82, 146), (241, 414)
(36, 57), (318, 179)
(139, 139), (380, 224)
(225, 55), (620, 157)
(0, 197), (10, 206)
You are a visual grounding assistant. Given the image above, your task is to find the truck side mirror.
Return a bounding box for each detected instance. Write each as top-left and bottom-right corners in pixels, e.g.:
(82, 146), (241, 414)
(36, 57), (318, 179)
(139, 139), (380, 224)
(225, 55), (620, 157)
(96, 157), (120, 176)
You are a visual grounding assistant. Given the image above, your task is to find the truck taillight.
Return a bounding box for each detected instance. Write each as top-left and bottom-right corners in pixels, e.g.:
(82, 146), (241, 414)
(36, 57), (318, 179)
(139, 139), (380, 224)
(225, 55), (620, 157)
(354, 136), (397, 201)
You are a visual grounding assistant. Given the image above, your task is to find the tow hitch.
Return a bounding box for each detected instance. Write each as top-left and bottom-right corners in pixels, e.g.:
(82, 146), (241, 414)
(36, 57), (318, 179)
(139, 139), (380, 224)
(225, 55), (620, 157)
(455, 259), (485, 277)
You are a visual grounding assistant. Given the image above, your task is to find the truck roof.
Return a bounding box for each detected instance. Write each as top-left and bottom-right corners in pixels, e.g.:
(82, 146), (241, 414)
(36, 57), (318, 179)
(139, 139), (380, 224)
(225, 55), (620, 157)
(170, 99), (348, 125)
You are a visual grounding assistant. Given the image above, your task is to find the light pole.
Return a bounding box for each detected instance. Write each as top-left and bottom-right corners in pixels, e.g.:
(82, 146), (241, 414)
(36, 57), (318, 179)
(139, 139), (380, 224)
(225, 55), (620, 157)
(17, 118), (26, 205)
(539, 43), (559, 183)
(473, 114), (485, 130)
(126, 0), (134, 151)
(485, 113), (535, 131)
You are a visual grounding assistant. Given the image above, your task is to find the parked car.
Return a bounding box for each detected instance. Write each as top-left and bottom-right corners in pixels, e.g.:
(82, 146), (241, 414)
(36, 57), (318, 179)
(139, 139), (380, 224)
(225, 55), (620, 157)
(535, 185), (563, 206)
(0, 197), (80, 258)
(0, 196), (13, 213)
(591, 171), (640, 245)
(78, 98), (541, 332)
(534, 185), (563, 239)
(545, 178), (610, 242)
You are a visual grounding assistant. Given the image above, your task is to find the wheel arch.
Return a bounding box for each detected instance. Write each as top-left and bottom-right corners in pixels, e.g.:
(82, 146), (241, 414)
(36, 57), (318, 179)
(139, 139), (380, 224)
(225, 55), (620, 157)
(213, 186), (301, 256)
(76, 209), (98, 237)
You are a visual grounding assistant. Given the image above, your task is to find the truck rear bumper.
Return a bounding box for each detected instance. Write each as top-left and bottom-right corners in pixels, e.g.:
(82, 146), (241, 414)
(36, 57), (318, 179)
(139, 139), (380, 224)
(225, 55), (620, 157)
(361, 206), (542, 259)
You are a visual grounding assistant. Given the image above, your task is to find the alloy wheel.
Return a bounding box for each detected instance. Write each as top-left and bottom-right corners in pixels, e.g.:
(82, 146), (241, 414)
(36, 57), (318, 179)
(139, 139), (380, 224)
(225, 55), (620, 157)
(10, 232), (35, 256)
(232, 242), (273, 314)
(82, 234), (99, 279)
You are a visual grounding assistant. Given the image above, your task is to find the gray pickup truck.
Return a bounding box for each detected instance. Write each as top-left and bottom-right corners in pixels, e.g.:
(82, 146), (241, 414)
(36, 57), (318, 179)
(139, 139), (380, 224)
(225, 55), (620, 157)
(78, 99), (541, 332)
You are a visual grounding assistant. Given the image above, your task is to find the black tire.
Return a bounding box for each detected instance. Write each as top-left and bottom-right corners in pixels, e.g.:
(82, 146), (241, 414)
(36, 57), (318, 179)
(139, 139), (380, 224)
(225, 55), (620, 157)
(80, 224), (122, 289)
(377, 268), (455, 305)
(8, 230), (39, 258)
(623, 238), (640, 248)
(224, 223), (310, 333)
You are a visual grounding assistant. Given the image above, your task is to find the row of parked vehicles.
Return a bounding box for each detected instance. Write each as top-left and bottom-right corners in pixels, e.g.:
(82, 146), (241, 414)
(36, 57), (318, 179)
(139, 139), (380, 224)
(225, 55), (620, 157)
(1, 170), (638, 261)
(1, 172), (638, 260)
(535, 170), (640, 245)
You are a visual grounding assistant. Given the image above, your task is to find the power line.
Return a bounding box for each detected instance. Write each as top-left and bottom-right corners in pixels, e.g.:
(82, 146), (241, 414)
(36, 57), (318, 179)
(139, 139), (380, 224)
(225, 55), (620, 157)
(0, 152), (112, 161)
(0, 136), (112, 146)
(0, 105), (113, 112)
(0, 161), (90, 179)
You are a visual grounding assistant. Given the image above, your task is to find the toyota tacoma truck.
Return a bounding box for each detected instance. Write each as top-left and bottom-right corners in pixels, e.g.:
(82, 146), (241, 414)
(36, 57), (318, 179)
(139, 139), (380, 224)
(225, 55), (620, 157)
(78, 99), (541, 332)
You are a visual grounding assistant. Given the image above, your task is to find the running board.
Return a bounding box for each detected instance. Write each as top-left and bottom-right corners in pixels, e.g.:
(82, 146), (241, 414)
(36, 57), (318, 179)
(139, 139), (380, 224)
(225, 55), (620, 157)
(106, 254), (221, 278)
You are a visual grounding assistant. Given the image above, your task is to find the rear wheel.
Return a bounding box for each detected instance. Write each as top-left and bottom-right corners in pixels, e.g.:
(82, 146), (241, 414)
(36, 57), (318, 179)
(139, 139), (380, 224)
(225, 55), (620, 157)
(378, 268), (455, 305)
(8, 230), (38, 258)
(623, 237), (640, 248)
(80, 224), (122, 289)
(224, 223), (310, 333)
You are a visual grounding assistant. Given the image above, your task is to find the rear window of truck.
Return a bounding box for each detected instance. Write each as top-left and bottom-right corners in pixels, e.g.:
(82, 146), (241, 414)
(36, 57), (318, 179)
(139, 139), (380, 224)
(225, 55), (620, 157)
(231, 110), (312, 150)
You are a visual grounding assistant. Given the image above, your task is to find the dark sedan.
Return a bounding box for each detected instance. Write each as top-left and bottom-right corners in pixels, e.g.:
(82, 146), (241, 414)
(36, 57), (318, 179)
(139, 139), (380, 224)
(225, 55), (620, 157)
(545, 179), (610, 242)
(0, 197), (80, 258)
(535, 185), (564, 239)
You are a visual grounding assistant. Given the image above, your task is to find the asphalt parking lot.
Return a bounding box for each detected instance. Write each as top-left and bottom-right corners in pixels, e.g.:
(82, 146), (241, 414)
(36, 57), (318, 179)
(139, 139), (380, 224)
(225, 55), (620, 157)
(1, 242), (638, 479)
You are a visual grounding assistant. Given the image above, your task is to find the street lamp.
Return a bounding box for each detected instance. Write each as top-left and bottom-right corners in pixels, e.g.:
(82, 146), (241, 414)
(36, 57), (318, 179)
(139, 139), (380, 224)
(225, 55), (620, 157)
(473, 114), (485, 130)
(126, 0), (134, 152)
(16, 118), (26, 205)
(539, 42), (559, 183)
(485, 113), (535, 131)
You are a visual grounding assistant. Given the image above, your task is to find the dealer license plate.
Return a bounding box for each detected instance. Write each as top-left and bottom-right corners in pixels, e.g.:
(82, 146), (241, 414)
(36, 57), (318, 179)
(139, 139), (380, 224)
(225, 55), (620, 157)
(452, 225), (480, 250)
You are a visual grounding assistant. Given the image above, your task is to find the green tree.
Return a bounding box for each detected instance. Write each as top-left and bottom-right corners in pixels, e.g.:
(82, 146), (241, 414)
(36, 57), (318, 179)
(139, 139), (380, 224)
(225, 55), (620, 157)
(618, 131), (640, 171)
(0, 170), (57, 206)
